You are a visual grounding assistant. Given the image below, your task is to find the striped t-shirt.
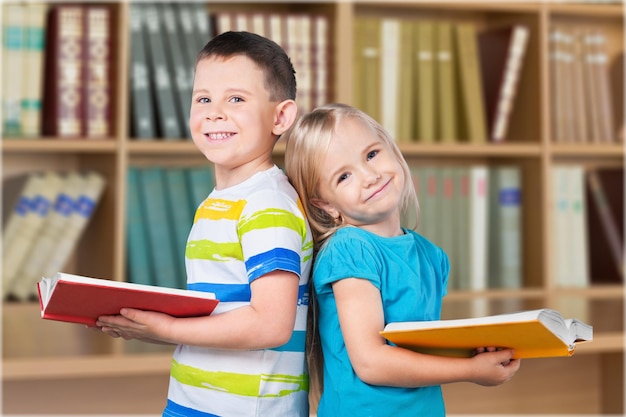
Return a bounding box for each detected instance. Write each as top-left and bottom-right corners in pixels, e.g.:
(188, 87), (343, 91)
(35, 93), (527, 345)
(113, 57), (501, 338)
(163, 165), (313, 417)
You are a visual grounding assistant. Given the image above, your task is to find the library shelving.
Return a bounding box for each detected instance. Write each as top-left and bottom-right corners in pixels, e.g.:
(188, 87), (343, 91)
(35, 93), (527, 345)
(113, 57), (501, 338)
(2, 1), (623, 415)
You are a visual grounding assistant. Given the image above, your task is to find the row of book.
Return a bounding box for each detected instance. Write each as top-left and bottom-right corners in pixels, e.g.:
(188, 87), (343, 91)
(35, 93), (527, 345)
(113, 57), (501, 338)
(2, 3), (115, 139)
(549, 25), (623, 144)
(130, 6), (330, 140)
(354, 17), (531, 144)
(2, 171), (106, 302)
(403, 165), (523, 291)
(551, 165), (623, 288)
(125, 165), (215, 289)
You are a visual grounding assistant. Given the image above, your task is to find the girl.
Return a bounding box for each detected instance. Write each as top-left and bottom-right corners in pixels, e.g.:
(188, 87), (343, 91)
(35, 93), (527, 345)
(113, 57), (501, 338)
(284, 103), (520, 416)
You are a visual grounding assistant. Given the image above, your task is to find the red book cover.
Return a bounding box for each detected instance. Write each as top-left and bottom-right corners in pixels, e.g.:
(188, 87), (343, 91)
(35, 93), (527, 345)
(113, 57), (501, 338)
(37, 272), (219, 326)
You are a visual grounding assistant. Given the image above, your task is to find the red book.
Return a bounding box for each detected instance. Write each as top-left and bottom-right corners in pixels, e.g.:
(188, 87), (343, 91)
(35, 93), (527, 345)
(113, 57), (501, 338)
(37, 272), (219, 326)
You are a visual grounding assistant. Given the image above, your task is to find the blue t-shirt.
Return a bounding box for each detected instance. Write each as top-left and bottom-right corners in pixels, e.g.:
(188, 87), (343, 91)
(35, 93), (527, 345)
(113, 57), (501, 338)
(313, 226), (449, 417)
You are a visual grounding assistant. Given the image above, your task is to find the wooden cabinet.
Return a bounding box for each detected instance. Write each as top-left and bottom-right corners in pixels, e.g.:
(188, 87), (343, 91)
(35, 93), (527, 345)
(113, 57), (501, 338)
(2, 2), (623, 414)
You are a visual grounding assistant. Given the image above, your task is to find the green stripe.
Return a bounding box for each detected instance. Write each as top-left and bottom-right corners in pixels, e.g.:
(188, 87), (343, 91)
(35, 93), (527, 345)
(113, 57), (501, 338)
(239, 208), (306, 241)
(170, 359), (308, 397)
(186, 240), (242, 261)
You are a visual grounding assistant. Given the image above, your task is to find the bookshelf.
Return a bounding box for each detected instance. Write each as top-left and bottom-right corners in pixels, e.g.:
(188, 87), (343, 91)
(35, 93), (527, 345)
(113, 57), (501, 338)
(2, 1), (623, 415)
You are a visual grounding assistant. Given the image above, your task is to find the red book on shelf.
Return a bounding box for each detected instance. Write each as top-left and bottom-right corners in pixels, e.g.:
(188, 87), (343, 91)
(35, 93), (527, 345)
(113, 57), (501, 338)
(37, 272), (219, 326)
(42, 5), (85, 138)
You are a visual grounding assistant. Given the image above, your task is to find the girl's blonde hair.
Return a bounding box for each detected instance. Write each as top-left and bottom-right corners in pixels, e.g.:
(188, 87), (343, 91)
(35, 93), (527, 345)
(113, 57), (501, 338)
(284, 103), (418, 249)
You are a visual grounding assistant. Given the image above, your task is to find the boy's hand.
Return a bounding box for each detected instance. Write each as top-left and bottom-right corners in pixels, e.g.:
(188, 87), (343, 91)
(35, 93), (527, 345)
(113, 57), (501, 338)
(96, 308), (174, 342)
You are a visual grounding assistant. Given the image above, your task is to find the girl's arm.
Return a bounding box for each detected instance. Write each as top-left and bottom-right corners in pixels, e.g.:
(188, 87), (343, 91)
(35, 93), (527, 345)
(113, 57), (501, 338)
(333, 277), (520, 387)
(96, 270), (299, 350)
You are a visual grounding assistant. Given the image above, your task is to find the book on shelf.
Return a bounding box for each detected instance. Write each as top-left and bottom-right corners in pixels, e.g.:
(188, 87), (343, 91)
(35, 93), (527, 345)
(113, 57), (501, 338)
(478, 24), (530, 143)
(435, 21), (457, 143)
(551, 166), (589, 288)
(395, 20), (414, 143)
(126, 166), (153, 286)
(2, 3), (25, 136)
(129, 3), (156, 139)
(582, 27), (616, 143)
(21, 3), (48, 137)
(549, 25), (573, 143)
(380, 308), (593, 359)
(138, 166), (182, 289)
(353, 17), (381, 123)
(468, 165), (489, 290)
(585, 167), (624, 283)
(2, 172), (64, 299)
(143, 3), (184, 139)
(488, 166), (522, 289)
(159, 3), (193, 138)
(414, 20), (435, 143)
(570, 27), (589, 143)
(42, 5), (84, 137)
(455, 23), (488, 143)
(83, 6), (113, 139)
(380, 18), (400, 140)
(38, 272), (219, 326)
(312, 14), (330, 110)
(9, 172), (86, 301)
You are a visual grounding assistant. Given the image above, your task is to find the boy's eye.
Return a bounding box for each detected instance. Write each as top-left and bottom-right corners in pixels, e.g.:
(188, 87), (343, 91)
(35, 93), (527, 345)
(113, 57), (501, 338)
(197, 97), (210, 104)
(366, 150), (378, 160)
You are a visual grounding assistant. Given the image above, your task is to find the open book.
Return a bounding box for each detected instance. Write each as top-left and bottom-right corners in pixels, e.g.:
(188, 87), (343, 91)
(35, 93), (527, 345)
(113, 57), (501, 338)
(380, 309), (593, 359)
(37, 272), (219, 326)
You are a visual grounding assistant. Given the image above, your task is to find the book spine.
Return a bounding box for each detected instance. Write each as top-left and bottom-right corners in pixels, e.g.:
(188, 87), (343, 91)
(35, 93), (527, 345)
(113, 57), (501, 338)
(20, 3), (48, 137)
(144, 4), (183, 139)
(43, 6), (85, 138)
(129, 4), (156, 139)
(435, 22), (456, 143)
(2, 4), (25, 136)
(3, 173), (64, 298)
(380, 18), (400, 139)
(456, 23), (487, 143)
(40, 172), (107, 280)
(10, 172), (85, 301)
(83, 6), (112, 139)
(491, 27), (529, 142)
(414, 21), (435, 143)
(586, 169), (623, 278)
(126, 166), (153, 286)
(396, 20), (414, 143)
(469, 165), (489, 290)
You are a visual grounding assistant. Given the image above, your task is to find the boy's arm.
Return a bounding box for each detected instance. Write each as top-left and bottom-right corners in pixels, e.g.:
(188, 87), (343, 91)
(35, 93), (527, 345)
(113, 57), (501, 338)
(332, 277), (520, 388)
(97, 270), (300, 350)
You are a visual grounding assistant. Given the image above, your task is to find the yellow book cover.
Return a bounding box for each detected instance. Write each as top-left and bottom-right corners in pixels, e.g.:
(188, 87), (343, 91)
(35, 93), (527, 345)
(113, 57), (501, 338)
(380, 309), (592, 359)
(414, 20), (435, 143)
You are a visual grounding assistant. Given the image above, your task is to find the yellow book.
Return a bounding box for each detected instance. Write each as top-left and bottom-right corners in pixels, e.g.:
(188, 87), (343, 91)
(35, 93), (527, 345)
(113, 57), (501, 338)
(414, 20), (435, 143)
(455, 23), (487, 143)
(380, 308), (592, 359)
(435, 21), (457, 143)
(353, 17), (381, 122)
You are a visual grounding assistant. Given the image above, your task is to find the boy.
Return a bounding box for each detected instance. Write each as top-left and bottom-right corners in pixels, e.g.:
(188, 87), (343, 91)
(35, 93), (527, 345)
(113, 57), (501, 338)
(97, 31), (313, 417)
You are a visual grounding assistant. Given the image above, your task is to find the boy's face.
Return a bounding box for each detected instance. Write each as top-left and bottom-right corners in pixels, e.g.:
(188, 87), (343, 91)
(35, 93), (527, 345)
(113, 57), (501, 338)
(190, 55), (285, 186)
(312, 118), (405, 237)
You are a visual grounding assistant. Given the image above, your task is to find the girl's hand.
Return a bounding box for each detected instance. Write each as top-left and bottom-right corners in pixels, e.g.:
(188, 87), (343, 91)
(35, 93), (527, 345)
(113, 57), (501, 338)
(469, 348), (521, 386)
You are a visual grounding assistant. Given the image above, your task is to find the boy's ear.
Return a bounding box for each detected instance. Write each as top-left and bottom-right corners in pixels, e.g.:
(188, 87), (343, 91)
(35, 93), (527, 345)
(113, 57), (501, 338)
(272, 99), (298, 136)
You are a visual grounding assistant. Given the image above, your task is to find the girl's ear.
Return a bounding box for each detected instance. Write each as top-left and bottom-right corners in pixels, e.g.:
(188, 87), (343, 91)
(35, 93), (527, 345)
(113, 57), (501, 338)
(272, 99), (298, 136)
(310, 197), (339, 220)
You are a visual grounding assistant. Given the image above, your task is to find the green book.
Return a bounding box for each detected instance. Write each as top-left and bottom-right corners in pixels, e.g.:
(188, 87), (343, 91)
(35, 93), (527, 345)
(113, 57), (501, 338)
(186, 166), (215, 212)
(126, 167), (153, 286)
(163, 167), (194, 289)
(138, 167), (181, 288)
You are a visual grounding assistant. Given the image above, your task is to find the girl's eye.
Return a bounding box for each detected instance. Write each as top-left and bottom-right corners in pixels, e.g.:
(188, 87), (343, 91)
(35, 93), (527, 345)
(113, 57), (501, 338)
(337, 173), (349, 184)
(229, 96), (244, 103)
(367, 150), (378, 161)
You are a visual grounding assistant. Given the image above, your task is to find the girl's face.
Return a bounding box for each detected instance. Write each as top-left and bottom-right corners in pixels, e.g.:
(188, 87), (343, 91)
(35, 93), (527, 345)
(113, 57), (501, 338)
(312, 118), (405, 237)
